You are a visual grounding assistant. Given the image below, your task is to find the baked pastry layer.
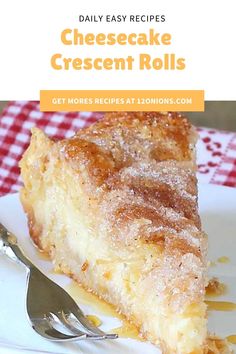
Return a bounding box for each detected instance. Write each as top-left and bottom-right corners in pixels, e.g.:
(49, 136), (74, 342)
(20, 112), (208, 353)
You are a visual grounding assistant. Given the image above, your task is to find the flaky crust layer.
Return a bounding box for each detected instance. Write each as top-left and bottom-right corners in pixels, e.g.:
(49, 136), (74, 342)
(60, 112), (207, 311)
(20, 112), (209, 353)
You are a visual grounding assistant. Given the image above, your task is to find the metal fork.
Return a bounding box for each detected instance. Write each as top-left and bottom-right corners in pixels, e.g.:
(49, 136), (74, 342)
(0, 223), (118, 342)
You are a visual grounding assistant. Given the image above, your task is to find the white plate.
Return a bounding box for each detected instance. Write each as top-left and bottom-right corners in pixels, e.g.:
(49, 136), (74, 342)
(0, 184), (235, 354)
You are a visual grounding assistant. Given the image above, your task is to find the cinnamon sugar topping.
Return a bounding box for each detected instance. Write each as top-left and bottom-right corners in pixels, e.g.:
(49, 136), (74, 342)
(60, 112), (207, 312)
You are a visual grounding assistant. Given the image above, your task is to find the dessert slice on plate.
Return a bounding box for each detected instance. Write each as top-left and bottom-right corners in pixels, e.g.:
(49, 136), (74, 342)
(20, 112), (208, 354)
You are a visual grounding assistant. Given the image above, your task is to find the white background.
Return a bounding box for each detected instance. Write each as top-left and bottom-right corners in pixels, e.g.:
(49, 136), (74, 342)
(0, 0), (235, 100)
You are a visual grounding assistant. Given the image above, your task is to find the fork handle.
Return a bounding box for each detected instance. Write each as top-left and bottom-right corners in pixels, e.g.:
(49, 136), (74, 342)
(0, 223), (32, 269)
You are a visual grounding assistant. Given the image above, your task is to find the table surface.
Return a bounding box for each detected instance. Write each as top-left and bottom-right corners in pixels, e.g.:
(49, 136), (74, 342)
(0, 101), (236, 196)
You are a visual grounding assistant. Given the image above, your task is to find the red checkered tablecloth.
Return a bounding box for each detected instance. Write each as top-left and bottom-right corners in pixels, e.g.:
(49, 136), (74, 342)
(1, 101), (236, 196)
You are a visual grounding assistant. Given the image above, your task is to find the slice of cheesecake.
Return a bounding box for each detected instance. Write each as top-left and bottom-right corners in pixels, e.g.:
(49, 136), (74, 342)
(20, 112), (208, 353)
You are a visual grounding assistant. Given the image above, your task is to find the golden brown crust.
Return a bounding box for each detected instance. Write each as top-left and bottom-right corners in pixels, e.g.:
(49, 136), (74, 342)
(19, 112), (209, 353)
(60, 112), (206, 312)
(21, 112), (207, 309)
(73, 111), (196, 169)
(64, 138), (116, 186)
